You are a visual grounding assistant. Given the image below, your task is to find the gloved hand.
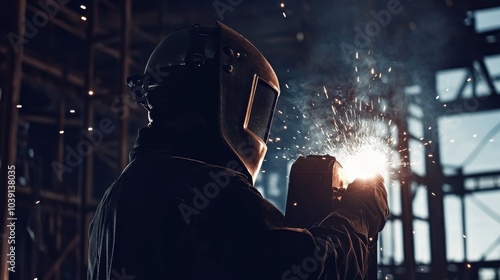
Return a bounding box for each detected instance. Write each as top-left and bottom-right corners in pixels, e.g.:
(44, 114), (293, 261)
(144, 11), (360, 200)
(333, 174), (389, 238)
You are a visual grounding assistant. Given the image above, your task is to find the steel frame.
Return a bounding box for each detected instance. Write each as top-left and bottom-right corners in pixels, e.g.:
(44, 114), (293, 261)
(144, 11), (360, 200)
(1, 1), (499, 279)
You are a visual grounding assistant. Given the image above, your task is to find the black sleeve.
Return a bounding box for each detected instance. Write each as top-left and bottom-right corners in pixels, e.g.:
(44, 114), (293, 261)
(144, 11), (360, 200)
(264, 204), (370, 279)
(189, 183), (370, 280)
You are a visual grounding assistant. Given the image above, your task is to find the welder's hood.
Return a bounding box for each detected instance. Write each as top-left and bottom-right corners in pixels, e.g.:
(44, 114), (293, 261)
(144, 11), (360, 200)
(127, 21), (280, 183)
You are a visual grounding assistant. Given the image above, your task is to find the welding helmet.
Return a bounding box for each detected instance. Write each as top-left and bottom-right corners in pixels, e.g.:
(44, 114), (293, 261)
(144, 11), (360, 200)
(126, 21), (280, 183)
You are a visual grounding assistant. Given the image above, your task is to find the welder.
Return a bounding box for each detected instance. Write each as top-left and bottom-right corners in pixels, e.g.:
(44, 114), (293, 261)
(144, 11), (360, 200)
(87, 21), (388, 280)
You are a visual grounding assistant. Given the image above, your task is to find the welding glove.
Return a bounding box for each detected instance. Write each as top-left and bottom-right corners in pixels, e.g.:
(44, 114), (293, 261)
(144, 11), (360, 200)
(333, 174), (389, 238)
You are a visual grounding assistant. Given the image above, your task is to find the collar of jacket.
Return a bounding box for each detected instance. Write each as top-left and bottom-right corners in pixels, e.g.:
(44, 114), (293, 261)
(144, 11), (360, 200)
(129, 126), (239, 169)
(130, 126), (201, 159)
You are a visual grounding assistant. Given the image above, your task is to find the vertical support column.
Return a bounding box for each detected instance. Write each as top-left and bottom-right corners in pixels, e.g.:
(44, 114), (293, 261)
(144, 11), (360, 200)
(55, 97), (66, 280)
(55, 206), (62, 280)
(56, 99), (66, 183)
(78, 0), (97, 279)
(391, 89), (416, 279)
(421, 70), (447, 279)
(460, 195), (469, 280)
(118, 0), (131, 170)
(0, 0), (26, 279)
(458, 168), (470, 280)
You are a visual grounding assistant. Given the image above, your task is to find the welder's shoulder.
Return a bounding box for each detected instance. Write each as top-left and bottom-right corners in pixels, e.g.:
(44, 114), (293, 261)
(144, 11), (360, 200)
(118, 152), (202, 185)
(115, 152), (282, 218)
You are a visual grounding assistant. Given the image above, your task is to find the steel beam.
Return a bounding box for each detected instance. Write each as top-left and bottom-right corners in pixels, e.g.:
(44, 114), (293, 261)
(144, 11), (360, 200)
(0, 0), (26, 279)
(78, 0), (97, 278)
(392, 87), (417, 279)
(421, 71), (448, 280)
(118, 0), (132, 170)
(42, 235), (79, 280)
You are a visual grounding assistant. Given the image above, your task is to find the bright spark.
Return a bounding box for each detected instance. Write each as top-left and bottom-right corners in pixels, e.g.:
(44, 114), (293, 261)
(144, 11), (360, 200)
(337, 147), (391, 182)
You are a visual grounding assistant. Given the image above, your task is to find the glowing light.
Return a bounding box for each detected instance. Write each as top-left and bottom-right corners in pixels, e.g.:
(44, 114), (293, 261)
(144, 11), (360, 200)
(339, 149), (389, 182)
(88, 127), (93, 131)
(282, 12), (287, 17)
(59, 130), (64, 134)
(69, 109), (76, 113)
(296, 32), (305, 42)
(16, 104), (22, 108)
(80, 4), (86, 9)
(88, 90), (94, 95)
(81, 16), (87, 21)
(280, 2), (285, 8)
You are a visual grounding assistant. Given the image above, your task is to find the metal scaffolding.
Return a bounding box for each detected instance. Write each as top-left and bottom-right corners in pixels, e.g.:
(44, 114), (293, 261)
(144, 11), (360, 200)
(0, 0), (499, 279)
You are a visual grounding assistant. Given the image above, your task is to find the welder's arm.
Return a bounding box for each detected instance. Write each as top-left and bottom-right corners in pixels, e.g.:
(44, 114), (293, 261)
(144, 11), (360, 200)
(307, 174), (389, 278)
(247, 175), (387, 279)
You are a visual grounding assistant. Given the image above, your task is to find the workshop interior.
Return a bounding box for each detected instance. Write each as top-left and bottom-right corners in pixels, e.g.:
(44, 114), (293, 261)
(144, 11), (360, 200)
(1, 0), (500, 279)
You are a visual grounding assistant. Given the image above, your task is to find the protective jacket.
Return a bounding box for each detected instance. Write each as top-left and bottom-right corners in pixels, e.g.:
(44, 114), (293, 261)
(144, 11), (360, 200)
(88, 127), (370, 280)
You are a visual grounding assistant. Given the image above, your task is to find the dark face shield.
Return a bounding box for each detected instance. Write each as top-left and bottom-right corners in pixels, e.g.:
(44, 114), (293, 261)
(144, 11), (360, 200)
(218, 21), (280, 183)
(246, 78), (279, 142)
(126, 21), (280, 184)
